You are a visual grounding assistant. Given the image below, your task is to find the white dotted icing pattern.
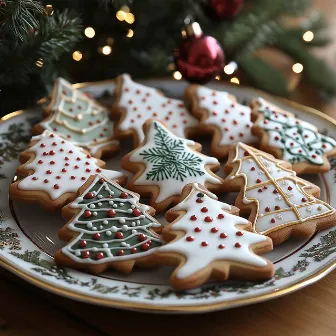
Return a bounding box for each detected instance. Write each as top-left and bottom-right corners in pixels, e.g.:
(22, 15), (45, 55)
(159, 183), (268, 279)
(196, 86), (258, 146)
(129, 121), (222, 204)
(117, 74), (199, 144)
(61, 174), (163, 264)
(230, 142), (335, 234)
(17, 130), (124, 200)
(41, 78), (118, 156)
(256, 97), (336, 165)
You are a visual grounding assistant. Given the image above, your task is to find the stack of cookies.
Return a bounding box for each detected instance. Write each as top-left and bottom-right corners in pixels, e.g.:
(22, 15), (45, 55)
(9, 74), (336, 291)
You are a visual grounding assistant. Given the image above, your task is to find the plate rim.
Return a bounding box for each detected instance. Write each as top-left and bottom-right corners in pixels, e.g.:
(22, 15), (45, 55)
(1, 79), (336, 313)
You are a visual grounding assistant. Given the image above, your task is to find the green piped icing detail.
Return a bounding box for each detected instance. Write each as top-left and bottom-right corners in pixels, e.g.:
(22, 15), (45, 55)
(257, 101), (336, 165)
(62, 177), (163, 261)
(139, 122), (205, 181)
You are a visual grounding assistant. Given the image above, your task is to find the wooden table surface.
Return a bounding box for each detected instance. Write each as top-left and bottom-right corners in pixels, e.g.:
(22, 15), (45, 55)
(1, 1), (336, 335)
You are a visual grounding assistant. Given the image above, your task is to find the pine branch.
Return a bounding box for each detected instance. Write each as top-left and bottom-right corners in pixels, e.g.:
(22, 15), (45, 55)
(276, 36), (336, 99)
(37, 9), (83, 61)
(219, 0), (310, 53)
(237, 54), (289, 97)
(0, 0), (43, 41)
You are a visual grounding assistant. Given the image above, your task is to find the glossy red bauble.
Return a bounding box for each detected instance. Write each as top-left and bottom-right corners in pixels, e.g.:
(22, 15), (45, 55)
(175, 24), (224, 84)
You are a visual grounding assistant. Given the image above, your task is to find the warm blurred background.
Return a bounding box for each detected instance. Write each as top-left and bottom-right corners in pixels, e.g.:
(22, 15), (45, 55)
(0, 0), (336, 116)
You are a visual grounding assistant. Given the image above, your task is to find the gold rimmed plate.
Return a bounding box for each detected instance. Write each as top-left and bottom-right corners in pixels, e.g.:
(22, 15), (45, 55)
(0, 79), (335, 313)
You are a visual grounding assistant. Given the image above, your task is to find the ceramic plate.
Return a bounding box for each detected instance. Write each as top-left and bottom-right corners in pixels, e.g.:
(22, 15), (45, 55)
(1, 80), (336, 313)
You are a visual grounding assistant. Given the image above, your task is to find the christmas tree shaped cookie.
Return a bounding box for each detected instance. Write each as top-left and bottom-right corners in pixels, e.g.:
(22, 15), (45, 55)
(55, 175), (164, 274)
(223, 142), (336, 245)
(122, 120), (223, 212)
(250, 97), (336, 174)
(155, 183), (274, 290)
(113, 74), (199, 148)
(185, 85), (258, 158)
(9, 131), (126, 211)
(33, 78), (120, 158)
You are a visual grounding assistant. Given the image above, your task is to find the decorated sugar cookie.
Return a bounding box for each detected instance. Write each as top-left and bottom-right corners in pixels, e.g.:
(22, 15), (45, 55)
(223, 142), (336, 245)
(55, 174), (164, 274)
(121, 119), (223, 213)
(9, 131), (126, 211)
(155, 183), (274, 290)
(185, 85), (258, 158)
(113, 74), (199, 147)
(33, 78), (119, 158)
(250, 97), (336, 174)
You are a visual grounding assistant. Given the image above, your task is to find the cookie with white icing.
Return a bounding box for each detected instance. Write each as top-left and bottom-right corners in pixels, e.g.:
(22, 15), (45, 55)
(250, 97), (336, 174)
(121, 119), (223, 213)
(155, 183), (274, 290)
(9, 130), (126, 211)
(113, 74), (199, 148)
(223, 142), (336, 245)
(185, 85), (258, 158)
(33, 78), (120, 158)
(55, 174), (164, 274)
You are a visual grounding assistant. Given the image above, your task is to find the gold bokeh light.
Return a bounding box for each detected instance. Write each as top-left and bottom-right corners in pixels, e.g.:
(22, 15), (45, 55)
(84, 27), (95, 38)
(72, 51), (82, 61)
(303, 31), (314, 42)
(102, 45), (112, 55)
(230, 77), (240, 85)
(292, 63), (303, 73)
(173, 71), (182, 80)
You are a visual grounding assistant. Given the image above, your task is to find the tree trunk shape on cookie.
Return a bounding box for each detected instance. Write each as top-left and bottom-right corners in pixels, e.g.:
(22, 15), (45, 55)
(157, 183), (274, 290)
(224, 142), (336, 244)
(56, 175), (164, 274)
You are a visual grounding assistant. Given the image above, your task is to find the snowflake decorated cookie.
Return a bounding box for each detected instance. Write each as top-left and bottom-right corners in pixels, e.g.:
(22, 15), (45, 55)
(223, 142), (336, 245)
(185, 85), (258, 158)
(113, 74), (199, 148)
(9, 130), (126, 211)
(55, 174), (164, 274)
(155, 183), (274, 290)
(33, 78), (120, 158)
(121, 119), (223, 213)
(250, 97), (336, 174)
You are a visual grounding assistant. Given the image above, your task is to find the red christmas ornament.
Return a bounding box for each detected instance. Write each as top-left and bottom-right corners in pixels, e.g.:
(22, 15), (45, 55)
(174, 22), (224, 84)
(205, 0), (244, 20)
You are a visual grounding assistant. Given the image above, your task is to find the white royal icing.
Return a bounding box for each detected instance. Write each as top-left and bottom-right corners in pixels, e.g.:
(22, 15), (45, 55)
(129, 121), (222, 203)
(229, 142), (335, 234)
(117, 74), (199, 144)
(159, 183), (268, 279)
(256, 97), (336, 165)
(18, 130), (124, 200)
(61, 175), (163, 264)
(41, 78), (119, 156)
(196, 86), (258, 146)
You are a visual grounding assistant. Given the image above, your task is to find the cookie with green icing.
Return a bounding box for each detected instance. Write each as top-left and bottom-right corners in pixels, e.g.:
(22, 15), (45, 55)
(33, 78), (120, 159)
(251, 97), (336, 174)
(121, 119), (224, 213)
(55, 174), (164, 274)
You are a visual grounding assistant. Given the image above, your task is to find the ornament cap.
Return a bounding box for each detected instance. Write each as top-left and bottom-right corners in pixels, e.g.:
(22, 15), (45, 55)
(185, 22), (203, 38)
